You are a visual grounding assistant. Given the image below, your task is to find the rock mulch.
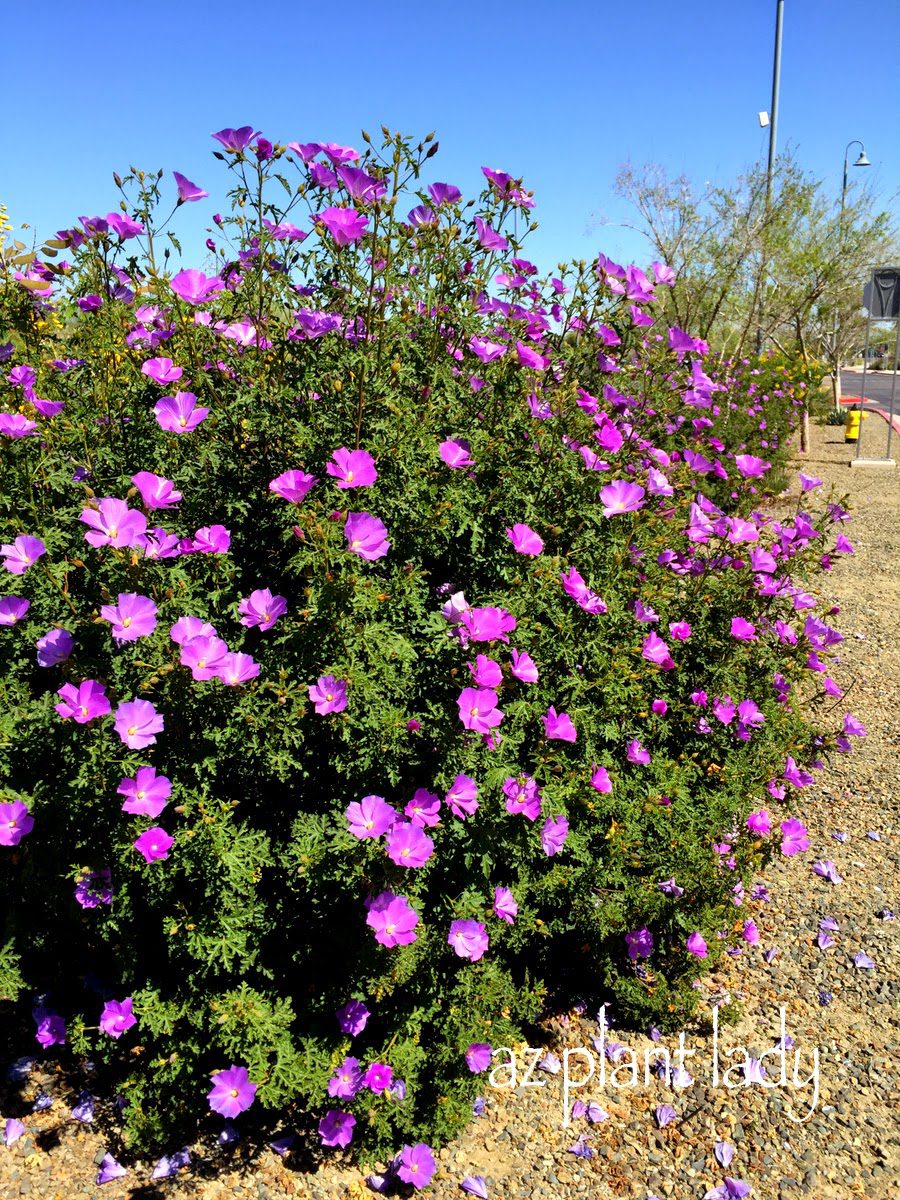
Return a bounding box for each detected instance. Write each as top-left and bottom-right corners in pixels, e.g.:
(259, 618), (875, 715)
(1, 419), (897, 1200)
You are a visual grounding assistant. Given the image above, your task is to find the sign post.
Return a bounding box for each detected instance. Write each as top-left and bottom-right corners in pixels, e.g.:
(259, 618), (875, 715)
(852, 268), (900, 468)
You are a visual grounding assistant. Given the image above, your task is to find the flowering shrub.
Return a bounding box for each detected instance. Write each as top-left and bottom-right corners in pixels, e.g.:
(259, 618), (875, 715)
(0, 128), (859, 1163)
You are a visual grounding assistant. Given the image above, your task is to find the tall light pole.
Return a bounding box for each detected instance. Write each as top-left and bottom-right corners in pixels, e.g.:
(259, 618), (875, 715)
(756, 0), (784, 355)
(831, 140), (871, 409)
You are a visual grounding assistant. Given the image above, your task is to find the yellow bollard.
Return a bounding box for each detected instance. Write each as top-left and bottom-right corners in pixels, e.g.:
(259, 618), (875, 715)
(845, 407), (862, 443)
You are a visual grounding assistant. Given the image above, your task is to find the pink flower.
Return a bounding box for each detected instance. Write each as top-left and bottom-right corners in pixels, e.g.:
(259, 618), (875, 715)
(686, 932), (708, 958)
(626, 738), (651, 765)
(493, 886), (518, 923)
(366, 891), (419, 947)
(114, 699), (164, 749)
(55, 679), (111, 723)
(405, 789), (440, 827)
(734, 454), (770, 478)
(344, 512), (390, 560)
(641, 632), (674, 669)
(730, 617), (757, 641)
(169, 268), (223, 305)
(1, 536), (46, 575)
(308, 675), (348, 715)
(445, 774), (479, 819)
(238, 588), (287, 631)
(0, 595), (29, 626)
(154, 391), (209, 434)
(543, 706), (577, 742)
(118, 767), (172, 818)
(439, 439), (474, 468)
(133, 826), (174, 862)
(780, 818), (809, 856)
(216, 652), (260, 686)
(207, 1064), (257, 1118)
(540, 815), (569, 856)
(326, 447), (377, 488)
(268, 469), (318, 502)
(461, 606), (516, 643)
(173, 171), (208, 203)
(131, 471), (182, 509)
(0, 413), (37, 437)
(466, 1043), (492, 1073)
(100, 593), (158, 642)
(140, 357), (184, 384)
(385, 822), (434, 868)
(600, 480), (645, 517)
(503, 774), (541, 821)
(468, 654), (502, 688)
(396, 1143), (436, 1189)
(448, 919), (489, 961)
(510, 648), (538, 683)
(346, 795), (397, 839)
(318, 1110), (355, 1148)
(180, 635), (229, 680)
(515, 340), (549, 370)
(80, 498), (147, 549)
(457, 688), (503, 734)
(315, 207), (369, 246)
(0, 801), (34, 846)
(746, 809), (771, 836)
(590, 764), (612, 793)
(506, 523), (544, 556)
(668, 621), (692, 641)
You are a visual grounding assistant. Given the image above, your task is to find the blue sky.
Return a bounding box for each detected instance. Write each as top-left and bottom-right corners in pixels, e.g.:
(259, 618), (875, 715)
(4, 0), (898, 275)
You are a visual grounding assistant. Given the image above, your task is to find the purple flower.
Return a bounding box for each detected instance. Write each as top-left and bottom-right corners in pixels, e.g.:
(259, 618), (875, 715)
(0, 801), (34, 847)
(448, 919), (489, 961)
(211, 126), (258, 152)
(4, 1118), (25, 1146)
(405, 789), (441, 827)
(395, 1143), (436, 1189)
(318, 1109), (355, 1148)
(626, 738), (651, 765)
(55, 679), (111, 723)
(326, 447), (377, 488)
(336, 1000), (370, 1036)
(328, 1056), (363, 1099)
(461, 606), (517, 642)
(780, 819), (809, 856)
(658, 878), (684, 897)
(0, 596), (29, 625)
(590, 764), (612, 793)
(173, 171), (208, 202)
(429, 181), (462, 205)
(269, 469), (318, 502)
(625, 927), (654, 960)
(0, 413), (38, 437)
(385, 822), (434, 868)
(99, 998), (137, 1039)
(316, 207), (369, 246)
(169, 268), (223, 305)
(346, 795), (396, 839)
(439, 439), (473, 468)
(207, 1064), (257, 1117)
(366, 891), (419, 947)
(118, 767), (171, 818)
(309, 675), (348, 715)
(131, 471), (182, 509)
(493, 886), (518, 924)
(510, 648), (538, 683)
(466, 1043), (491, 1073)
(655, 1104), (677, 1128)
(506, 523), (544, 556)
(540, 814), (569, 856)
(34, 1013), (66, 1047)
(100, 593), (158, 642)
(445, 774), (479, 819)
(852, 951), (875, 969)
(217, 652), (260, 687)
(812, 860), (843, 885)
(81, 497), (147, 548)
(74, 867), (113, 908)
(468, 654), (502, 687)
(133, 827), (174, 863)
(503, 774), (542, 821)
(1, 536), (45, 575)
(154, 391), (209, 433)
(114, 699), (164, 749)
(96, 1153), (127, 1184)
(642, 632), (674, 669)
(238, 588), (287, 631)
(457, 687), (503, 734)
(843, 712), (867, 738)
(746, 809), (771, 836)
(344, 511), (390, 560)
(686, 932), (708, 958)
(363, 1061), (393, 1093)
(730, 617), (757, 641)
(180, 635), (229, 680)
(703, 1180), (752, 1200)
(543, 706), (577, 742)
(151, 1148), (191, 1179)
(600, 480), (645, 517)
(461, 1176), (489, 1199)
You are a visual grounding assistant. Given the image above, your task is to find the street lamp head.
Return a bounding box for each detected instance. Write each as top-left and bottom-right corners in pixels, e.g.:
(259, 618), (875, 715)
(853, 149), (871, 167)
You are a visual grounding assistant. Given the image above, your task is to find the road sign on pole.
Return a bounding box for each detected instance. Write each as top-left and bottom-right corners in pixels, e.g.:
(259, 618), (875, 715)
(852, 268), (899, 468)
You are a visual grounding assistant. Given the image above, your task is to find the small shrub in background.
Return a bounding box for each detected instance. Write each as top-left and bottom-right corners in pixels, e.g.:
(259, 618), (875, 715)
(0, 128), (860, 1167)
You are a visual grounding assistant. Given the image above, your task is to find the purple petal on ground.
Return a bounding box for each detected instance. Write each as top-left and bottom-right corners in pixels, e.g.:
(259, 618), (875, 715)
(4, 1118), (25, 1146)
(763, 947), (778, 963)
(655, 1104), (677, 1128)
(461, 1176), (490, 1198)
(831, 831), (848, 843)
(853, 951), (875, 969)
(715, 1140), (736, 1168)
(819, 917), (839, 932)
(537, 1051), (560, 1074)
(865, 831), (881, 841)
(876, 909), (895, 920)
(817, 932), (834, 950)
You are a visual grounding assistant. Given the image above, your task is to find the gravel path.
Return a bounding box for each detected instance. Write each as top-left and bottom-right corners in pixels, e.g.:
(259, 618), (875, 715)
(2, 419), (897, 1200)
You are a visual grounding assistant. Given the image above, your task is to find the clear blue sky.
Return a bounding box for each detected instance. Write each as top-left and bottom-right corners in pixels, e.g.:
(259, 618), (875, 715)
(4, 0), (898, 275)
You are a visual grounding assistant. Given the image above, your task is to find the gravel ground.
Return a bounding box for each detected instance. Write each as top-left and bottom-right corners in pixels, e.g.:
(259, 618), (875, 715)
(1, 419), (897, 1200)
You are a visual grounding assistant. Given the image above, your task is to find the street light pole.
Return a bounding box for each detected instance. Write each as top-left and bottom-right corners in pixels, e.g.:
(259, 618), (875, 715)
(756, 0), (785, 355)
(831, 140), (871, 410)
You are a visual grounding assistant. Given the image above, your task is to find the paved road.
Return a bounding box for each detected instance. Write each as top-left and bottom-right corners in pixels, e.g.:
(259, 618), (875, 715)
(841, 368), (900, 411)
